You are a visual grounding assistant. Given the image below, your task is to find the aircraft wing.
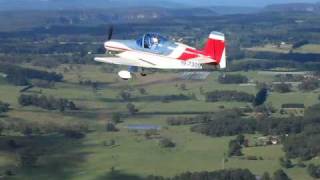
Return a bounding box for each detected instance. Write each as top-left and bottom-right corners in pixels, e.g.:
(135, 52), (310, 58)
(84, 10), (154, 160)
(95, 51), (205, 70)
(94, 57), (154, 68)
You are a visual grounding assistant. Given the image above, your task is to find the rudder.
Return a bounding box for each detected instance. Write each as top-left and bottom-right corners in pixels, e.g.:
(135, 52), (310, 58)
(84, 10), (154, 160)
(203, 31), (226, 69)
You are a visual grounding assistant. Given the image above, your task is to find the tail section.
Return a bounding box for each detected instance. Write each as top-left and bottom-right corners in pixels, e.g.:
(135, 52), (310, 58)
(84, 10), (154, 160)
(203, 31), (226, 69)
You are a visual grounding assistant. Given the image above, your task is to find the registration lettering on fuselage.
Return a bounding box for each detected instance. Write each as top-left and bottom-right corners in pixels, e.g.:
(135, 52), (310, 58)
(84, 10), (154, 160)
(181, 61), (202, 69)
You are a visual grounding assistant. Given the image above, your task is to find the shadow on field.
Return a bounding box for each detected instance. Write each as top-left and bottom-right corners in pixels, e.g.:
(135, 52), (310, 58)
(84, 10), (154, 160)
(95, 170), (144, 180)
(0, 135), (88, 180)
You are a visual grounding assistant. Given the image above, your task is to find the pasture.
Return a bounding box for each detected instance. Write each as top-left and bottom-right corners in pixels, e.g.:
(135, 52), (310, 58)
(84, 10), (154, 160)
(0, 64), (319, 180)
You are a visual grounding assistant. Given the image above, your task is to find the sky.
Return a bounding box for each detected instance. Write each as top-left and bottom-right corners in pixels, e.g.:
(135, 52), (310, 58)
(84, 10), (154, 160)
(181, 0), (319, 7)
(0, 0), (319, 10)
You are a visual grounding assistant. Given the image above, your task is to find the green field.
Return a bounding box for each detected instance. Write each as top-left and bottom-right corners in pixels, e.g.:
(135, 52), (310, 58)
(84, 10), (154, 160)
(246, 43), (320, 55)
(293, 44), (320, 54)
(245, 44), (292, 54)
(0, 64), (319, 180)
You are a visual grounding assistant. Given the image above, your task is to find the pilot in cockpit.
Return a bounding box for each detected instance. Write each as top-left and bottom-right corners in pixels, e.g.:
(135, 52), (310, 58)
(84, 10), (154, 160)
(150, 36), (159, 50)
(143, 34), (159, 50)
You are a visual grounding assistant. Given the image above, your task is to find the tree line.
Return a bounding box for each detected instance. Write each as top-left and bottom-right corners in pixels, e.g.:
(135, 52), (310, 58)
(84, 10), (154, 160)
(245, 51), (320, 63)
(191, 115), (256, 137)
(144, 168), (292, 180)
(18, 94), (77, 112)
(218, 74), (248, 84)
(146, 169), (256, 180)
(205, 90), (255, 103)
(229, 59), (320, 72)
(0, 101), (10, 114)
(0, 63), (63, 86)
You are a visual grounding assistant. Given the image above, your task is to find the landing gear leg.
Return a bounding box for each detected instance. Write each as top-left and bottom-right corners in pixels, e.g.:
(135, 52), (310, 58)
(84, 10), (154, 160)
(140, 68), (147, 77)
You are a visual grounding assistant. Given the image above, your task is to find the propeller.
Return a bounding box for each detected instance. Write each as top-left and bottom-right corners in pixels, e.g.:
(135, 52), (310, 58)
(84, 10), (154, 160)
(107, 26), (114, 41)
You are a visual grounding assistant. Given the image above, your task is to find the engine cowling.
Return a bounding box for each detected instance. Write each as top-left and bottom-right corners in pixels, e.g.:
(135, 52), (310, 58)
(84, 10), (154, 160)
(118, 70), (132, 80)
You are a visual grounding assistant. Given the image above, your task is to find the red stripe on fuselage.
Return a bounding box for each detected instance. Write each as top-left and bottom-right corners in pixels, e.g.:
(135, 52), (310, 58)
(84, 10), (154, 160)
(178, 39), (225, 63)
(178, 48), (208, 61)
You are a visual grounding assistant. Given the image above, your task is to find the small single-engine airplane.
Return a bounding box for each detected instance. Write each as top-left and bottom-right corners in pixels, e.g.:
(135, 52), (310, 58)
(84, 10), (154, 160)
(94, 27), (226, 80)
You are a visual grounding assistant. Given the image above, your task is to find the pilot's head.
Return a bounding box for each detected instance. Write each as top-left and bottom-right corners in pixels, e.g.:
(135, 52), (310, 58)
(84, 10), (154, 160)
(152, 37), (159, 45)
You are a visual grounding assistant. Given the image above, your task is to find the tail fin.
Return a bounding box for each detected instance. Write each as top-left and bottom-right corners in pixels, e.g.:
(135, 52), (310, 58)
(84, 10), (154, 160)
(203, 31), (226, 69)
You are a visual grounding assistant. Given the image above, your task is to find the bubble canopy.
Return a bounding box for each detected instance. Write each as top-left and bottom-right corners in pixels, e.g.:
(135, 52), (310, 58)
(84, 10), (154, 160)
(136, 33), (169, 49)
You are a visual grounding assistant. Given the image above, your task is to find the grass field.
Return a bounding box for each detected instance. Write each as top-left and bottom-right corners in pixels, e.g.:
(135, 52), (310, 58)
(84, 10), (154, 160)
(0, 64), (319, 180)
(245, 44), (292, 54)
(293, 44), (320, 54)
(246, 43), (320, 55)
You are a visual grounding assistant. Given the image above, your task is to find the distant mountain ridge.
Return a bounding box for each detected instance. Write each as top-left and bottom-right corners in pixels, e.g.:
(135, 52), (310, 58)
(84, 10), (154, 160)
(0, 0), (187, 10)
(1, 0), (320, 15)
(264, 2), (320, 12)
(1, 0), (320, 11)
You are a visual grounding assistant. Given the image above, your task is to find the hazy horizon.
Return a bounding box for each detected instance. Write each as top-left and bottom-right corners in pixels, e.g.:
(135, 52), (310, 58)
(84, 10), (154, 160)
(0, 0), (319, 10)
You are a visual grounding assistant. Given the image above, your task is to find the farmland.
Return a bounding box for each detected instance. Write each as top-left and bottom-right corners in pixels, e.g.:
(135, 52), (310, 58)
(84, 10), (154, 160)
(1, 5), (320, 180)
(0, 63), (319, 180)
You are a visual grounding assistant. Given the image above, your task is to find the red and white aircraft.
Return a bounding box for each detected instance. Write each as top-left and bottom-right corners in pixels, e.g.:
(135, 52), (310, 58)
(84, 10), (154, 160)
(94, 29), (226, 80)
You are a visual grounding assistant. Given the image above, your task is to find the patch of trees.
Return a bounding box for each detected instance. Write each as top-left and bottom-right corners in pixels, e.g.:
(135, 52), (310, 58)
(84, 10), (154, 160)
(254, 104), (276, 115)
(106, 123), (119, 132)
(292, 40), (309, 49)
(111, 112), (122, 124)
(257, 117), (303, 135)
(307, 164), (320, 179)
(119, 91), (132, 101)
(281, 104), (305, 109)
(279, 157), (293, 169)
(159, 138), (175, 148)
(18, 94), (77, 111)
(273, 169), (291, 180)
(253, 88), (268, 106)
(119, 91), (192, 103)
(218, 74), (248, 84)
(126, 103), (139, 115)
(189, 109), (306, 139)
(205, 90), (255, 102)
(282, 103), (320, 160)
(298, 78), (319, 91)
(0, 118), (89, 139)
(228, 135), (245, 157)
(191, 110), (256, 137)
(245, 50), (320, 63)
(0, 101), (10, 114)
(79, 80), (99, 90)
(272, 83), (292, 93)
(19, 147), (41, 167)
(301, 62), (320, 71)
(146, 169), (256, 180)
(283, 132), (320, 160)
(62, 129), (85, 139)
(229, 59), (320, 71)
(0, 63), (63, 85)
(32, 79), (55, 88)
(167, 115), (211, 126)
(274, 74), (304, 82)
(32, 58), (59, 68)
(161, 94), (192, 103)
(229, 60), (297, 71)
